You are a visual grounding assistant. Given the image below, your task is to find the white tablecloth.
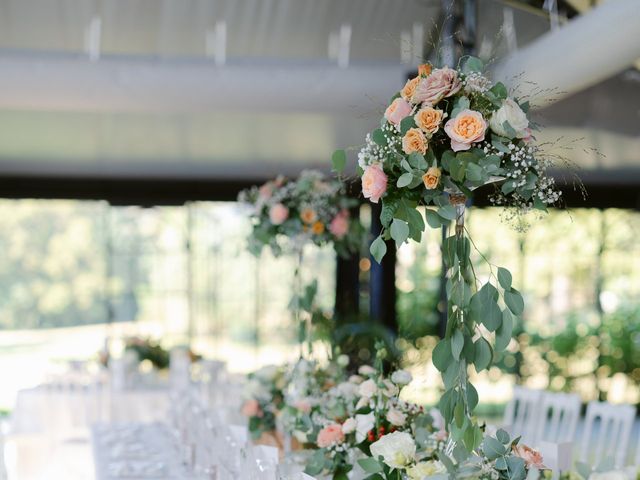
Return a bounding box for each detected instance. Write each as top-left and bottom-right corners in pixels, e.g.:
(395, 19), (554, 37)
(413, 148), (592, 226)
(91, 423), (197, 480)
(11, 385), (170, 436)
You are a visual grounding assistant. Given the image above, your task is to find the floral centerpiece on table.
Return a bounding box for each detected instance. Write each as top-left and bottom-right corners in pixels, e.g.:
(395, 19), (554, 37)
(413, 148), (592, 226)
(331, 57), (565, 476)
(241, 365), (287, 442)
(124, 337), (170, 370)
(238, 170), (364, 259)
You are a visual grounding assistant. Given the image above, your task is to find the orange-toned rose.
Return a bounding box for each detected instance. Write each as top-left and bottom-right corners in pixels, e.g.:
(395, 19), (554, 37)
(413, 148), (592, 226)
(311, 221), (325, 235)
(401, 77), (420, 103)
(418, 63), (432, 77)
(422, 167), (441, 189)
(402, 128), (428, 155)
(444, 109), (487, 152)
(512, 445), (545, 469)
(414, 107), (444, 134)
(300, 207), (317, 224)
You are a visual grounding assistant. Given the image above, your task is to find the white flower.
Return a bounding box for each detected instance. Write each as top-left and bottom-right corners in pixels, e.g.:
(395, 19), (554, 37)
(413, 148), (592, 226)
(355, 413), (375, 443)
(244, 379), (270, 402)
(349, 374), (364, 384)
(358, 379), (378, 398)
(337, 354), (350, 367)
(254, 365), (279, 382)
(406, 460), (447, 479)
(429, 408), (445, 431)
(386, 408), (407, 426)
(391, 370), (412, 385)
(369, 431), (416, 469)
(342, 417), (357, 434)
(381, 379), (399, 397)
(335, 381), (358, 399)
(489, 98), (529, 138)
(358, 365), (377, 376)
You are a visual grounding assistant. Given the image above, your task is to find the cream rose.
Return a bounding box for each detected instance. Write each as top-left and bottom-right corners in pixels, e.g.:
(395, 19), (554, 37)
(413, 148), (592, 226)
(490, 98), (529, 138)
(358, 365), (376, 376)
(444, 109), (488, 152)
(402, 128), (428, 155)
(370, 431), (416, 470)
(358, 379), (377, 398)
(361, 165), (388, 204)
(413, 67), (461, 105)
(384, 98), (412, 125)
(422, 167), (441, 190)
(414, 107), (444, 134)
(386, 408), (407, 426)
(391, 370), (412, 385)
(406, 460), (447, 480)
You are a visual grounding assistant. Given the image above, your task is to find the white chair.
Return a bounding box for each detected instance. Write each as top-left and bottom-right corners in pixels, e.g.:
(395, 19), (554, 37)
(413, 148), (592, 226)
(533, 391), (581, 446)
(503, 386), (543, 445)
(580, 401), (636, 468)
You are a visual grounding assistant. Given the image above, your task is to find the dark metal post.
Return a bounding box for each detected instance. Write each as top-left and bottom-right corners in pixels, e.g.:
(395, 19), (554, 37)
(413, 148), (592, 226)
(369, 203), (397, 331)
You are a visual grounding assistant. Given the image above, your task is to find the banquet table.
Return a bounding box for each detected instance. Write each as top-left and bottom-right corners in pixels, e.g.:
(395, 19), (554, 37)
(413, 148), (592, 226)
(91, 423), (198, 480)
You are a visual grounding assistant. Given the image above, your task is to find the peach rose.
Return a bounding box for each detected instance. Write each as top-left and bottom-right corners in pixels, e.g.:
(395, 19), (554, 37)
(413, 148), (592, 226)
(414, 107), (444, 134)
(512, 444), (545, 469)
(317, 423), (345, 448)
(329, 211), (349, 239)
(444, 109), (487, 152)
(269, 204), (289, 225)
(413, 67), (461, 105)
(241, 399), (262, 417)
(294, 400), (312, 414)
(418, 63), (432, 77)
(300, 207), (317, 224)
(258, 183), (273, 200)
(362, 165), (388, 203)
(422, 167), (441, 189)
(402, 128), (428, 155)
(311, 221), (325, 235)
(401, 77), (420, 103)
(384, 98), (412, 125)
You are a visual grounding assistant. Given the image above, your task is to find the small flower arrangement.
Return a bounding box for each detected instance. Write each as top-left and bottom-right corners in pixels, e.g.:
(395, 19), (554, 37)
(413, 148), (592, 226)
(238, 170), (364, 258)
(124, 337), (170, 370)
(241, 365), (287, 440)
(351, 59), (561, 242)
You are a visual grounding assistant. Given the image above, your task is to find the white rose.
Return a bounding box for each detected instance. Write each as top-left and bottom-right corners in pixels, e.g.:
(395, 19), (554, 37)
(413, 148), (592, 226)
(381, 379), (399, 397)
(349, 375), (364, 384)
(244, 379), (270, 402)
(335, 381), (358, 399)
(369, 431), (416, 469)
(489, 97), (529, 138)
(355, 413), (375, 443)
(358, 365), (377, 376)
(358, 379), (377, 398)
(342, 417), (357, 434)
(429, 408), (445, 431)
(391, 370), (412, 385)
(386, 408), (407, 426)
(337, 354), (350, 367)
(406, 460), (447, 480)
(255, 365), (279, 381)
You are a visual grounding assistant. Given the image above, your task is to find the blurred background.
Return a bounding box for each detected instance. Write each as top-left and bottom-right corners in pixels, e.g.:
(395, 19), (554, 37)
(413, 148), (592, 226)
(0, 0), (638, 421)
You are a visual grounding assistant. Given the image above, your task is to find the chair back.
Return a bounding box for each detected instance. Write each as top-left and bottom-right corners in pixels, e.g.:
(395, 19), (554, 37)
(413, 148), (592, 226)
(534, 391), (581, 445)
(503, 386), (543, 445)
(580, 401), (635, 468)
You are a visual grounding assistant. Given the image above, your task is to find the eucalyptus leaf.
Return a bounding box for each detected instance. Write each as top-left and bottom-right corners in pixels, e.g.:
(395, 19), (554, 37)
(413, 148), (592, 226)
(452, 329), (464, 361)
(466, 382), (479, 411)
(370, 236), (387, 264)
(397, 172), (413, 188)
(390, 218), (410, 247)
(357, 458), (383, 474)
(482, 436), (506, 460)
(400, 116), (417, 135)
(372, 128), (386, 146)
(473, 337), (492, 372)
(495, 309), (514, 351)
(432, 339), (452, 372)
(504, 288), (525, 315)
(425, 209), (443, 229)
(496, 429), (511, 445)
(408, 152), (428, 169)
(497, 267), (513, 290)
(331, 150), (347, 173)
(438, 204), (457, 221)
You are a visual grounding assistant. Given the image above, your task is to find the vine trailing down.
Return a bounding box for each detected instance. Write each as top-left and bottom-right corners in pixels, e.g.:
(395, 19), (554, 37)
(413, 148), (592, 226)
(238, 170), (366, 353)
(333, 58), (562, 456)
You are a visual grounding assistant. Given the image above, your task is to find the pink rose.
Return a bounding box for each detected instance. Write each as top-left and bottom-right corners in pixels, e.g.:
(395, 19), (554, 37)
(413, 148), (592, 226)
(522, 128), (533, 144)
(512, 445), (545, 469)
(241, 399), (262, 417)
(258, 183), (273, 200)
(384, 98), (412, 125)
(412, 67), (462, 105)
(444, 109), (487, 152)
(294, 400), (312, 414)
(268, 203), (289, 225)
(317, 423), (345, 448)
(329, 210), (350, 239)
(361, 165), (387, 204)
